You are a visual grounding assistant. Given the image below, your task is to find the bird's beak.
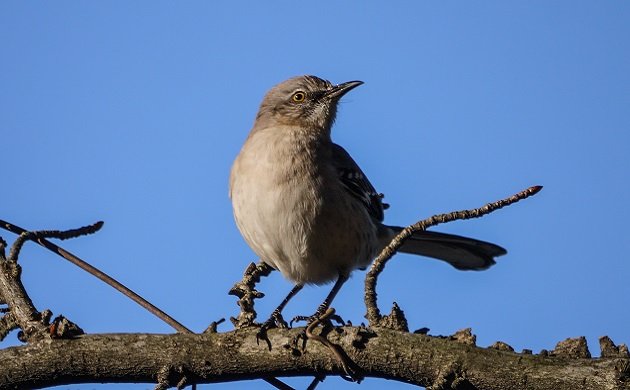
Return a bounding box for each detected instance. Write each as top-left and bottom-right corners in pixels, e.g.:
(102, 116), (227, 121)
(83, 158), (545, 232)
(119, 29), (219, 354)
(324, 80), (364, 100)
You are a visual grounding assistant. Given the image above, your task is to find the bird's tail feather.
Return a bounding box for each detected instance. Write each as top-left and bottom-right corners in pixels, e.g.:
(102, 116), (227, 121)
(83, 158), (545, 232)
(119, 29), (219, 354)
(387, 226), (507, 271)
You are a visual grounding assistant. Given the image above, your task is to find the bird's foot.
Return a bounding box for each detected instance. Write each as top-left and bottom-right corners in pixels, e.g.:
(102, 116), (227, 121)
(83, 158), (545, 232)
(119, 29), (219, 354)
(290, 312), (345, 329)
(290, 302), (345, 328)
(291, 308), (363, 382)
(256, 310), (288, 351)
(290, 307), (345, 350)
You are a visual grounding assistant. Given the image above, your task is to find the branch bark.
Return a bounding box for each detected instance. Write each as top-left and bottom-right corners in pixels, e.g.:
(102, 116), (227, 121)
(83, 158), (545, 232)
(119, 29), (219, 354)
(4, 188), (627, 390)
(1, 328), (628, 390)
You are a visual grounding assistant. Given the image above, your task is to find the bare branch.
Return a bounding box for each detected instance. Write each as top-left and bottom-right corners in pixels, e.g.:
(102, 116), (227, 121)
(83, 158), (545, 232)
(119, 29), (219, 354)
(0, 253), (48, 341)
(0, 219), (192, 334)
(1, 221), (293, 390)
(8, 221), (104, 262)
(0, 236), (6, 306)
(306, 375), (326, 390)
(0, 329), (627, 390)
(0, 235), (6, 261)
(365, 185), (543, 327)
(229, 261), (274, 329)
(262, 377), (296, 390)
(227, 262), (296, 389)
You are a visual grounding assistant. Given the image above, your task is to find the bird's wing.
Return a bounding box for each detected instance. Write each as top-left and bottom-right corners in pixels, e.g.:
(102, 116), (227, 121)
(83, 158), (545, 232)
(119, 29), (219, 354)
(330, 144), (506, 271)
(331, 143), (387, 222)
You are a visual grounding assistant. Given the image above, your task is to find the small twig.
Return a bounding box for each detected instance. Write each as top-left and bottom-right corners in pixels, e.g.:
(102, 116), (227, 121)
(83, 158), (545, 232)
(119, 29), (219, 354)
(261, 377), (295, 390)
(0, 237), (6, 305)
(227, 262), (298, 390)
(229, 261), (274, 329)
(228, 262), (289, 389)
(365, 185), (543, 326)
(0, 239), (12, 339)
(0, 219), (192, 334)
(9, 221), (103, 262)
(0, 259), (48, 341)
(0, 311), (18, 341)
(0, 236), (7, 260)
(203, 318), (225, 334)
(155, 365), (171, 390)
(306, 374), (326, 390)
(0, 232), (48, 341)
(48, 315), (84, 339)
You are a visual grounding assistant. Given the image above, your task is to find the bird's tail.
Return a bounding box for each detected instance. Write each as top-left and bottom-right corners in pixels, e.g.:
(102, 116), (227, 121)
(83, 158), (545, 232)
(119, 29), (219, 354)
(386, 226), (507, 271)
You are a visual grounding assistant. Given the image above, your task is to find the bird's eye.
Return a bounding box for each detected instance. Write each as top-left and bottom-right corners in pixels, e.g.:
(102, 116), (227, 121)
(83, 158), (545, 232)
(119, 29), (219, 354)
(292, 91), (306, 103)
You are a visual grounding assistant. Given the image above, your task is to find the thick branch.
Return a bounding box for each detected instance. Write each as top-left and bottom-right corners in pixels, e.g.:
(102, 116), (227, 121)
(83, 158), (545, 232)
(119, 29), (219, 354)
(0, 329), (627, 390)
(0, 245), (48, 341)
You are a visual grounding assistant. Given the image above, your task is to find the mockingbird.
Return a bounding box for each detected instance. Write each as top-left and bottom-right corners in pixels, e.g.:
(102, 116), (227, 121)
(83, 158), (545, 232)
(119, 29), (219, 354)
(230, 75), (506, 331)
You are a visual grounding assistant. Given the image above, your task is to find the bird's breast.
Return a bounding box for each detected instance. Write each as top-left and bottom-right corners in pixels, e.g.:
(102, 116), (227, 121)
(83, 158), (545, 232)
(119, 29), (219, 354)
(230, 129), (325, 268)
(230, 127), (377, 284)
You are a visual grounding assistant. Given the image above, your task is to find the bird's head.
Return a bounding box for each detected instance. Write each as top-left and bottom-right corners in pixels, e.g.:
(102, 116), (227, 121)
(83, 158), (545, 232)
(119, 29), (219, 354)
(253, 75), (363, 134)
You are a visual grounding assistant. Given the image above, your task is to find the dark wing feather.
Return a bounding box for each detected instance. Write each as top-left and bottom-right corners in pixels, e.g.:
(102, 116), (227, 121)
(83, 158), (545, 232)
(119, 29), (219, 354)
(331, 143), (386, 222)
(331, 144), (506, 271)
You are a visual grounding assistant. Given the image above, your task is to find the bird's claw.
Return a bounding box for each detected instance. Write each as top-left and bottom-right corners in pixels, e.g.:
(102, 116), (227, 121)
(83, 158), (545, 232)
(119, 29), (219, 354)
(290, 312), (344, 328)
(269, 310), (289, 329)
(256, 311), (288, 351)
(289, 315), (311, 328)
(289, 308), (345, 351)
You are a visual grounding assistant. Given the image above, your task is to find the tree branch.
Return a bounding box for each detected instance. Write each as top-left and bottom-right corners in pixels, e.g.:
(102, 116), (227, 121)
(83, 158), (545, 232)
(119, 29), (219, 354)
(228, 261), (274, 329)
(1, 222), (292, 390)
(365, 185), (543, 327)
(4, 187), (624, 390)
(0, 236), (49, 341)
(8, 221), (103, 263)
(0, 219), (191, 334)
(0, 328), (627, 390)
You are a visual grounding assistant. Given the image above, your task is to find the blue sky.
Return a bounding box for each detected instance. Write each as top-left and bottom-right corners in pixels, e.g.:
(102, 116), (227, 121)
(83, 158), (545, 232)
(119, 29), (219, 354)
(1, 2), (629, 389)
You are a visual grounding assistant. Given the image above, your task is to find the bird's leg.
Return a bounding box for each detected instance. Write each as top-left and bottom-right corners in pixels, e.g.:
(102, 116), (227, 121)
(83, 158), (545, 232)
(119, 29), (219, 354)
(305, 307), (363, 382)
(262, 283), (303, 329)
(290, 273), (362, 381)
(291, 273), (348, 332)
(256, 283), (303, 350)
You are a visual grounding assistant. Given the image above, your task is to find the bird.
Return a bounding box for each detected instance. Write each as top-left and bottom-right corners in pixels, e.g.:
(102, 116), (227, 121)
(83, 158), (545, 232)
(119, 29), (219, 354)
(229, 75), (506, 332)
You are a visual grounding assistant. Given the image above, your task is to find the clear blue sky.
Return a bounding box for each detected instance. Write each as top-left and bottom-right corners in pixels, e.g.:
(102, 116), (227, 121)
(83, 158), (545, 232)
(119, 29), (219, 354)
(2, 2), (629, 389)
